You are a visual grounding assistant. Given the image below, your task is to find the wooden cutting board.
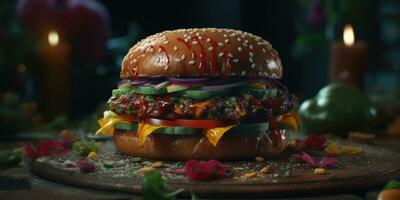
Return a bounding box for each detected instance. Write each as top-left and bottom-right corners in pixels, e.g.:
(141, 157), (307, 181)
(29, 140), (400, 198)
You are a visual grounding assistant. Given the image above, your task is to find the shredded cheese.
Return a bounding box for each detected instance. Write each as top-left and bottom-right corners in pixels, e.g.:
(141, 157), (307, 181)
(205, 124), (237, 146)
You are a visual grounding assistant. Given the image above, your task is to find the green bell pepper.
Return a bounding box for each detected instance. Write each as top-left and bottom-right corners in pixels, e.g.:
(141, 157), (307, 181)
(299, 83), (377, 136)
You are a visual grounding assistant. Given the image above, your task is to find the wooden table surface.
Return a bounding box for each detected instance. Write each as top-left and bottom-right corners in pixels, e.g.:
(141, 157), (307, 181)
(0, 135), (399, 200)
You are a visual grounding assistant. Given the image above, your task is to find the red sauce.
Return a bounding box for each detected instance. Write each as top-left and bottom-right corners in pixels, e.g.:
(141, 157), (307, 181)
(176, 38), (194, 75)
(158, 45), (170, 65)
(207, 37), (219, 75)
(190, 36), (207, 74)
(222, 51), (232, 73)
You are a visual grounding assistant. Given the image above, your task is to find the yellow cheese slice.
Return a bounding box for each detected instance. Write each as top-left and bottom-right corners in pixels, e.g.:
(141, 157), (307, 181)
(96, 117), (129, 135)
(137, 123), (166, 145)
(205, 124), (237, 146)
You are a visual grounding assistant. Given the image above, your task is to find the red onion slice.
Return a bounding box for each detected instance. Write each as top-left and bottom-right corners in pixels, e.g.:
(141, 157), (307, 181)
(168, 77), (209, 84)
(201, 80), (250, 91)
(118, 79), (149, 87)
(146, 81), (170, 89)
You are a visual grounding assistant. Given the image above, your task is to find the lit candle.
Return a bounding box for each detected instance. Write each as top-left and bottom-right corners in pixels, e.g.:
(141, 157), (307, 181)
(330, 24), (368, 89)
(37, 30), (71, 119)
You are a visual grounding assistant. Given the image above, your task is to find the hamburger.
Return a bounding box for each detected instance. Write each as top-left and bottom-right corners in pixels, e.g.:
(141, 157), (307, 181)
(96, 28), (298, 160)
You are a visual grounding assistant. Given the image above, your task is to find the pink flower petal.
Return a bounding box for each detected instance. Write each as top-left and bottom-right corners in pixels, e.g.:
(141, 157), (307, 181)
(318, 157), (337, 168)
(293, 152), (317, 167)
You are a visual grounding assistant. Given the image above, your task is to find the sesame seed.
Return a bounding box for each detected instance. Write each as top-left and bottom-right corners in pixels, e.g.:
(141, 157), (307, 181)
(181, 54), (186, 60)
(141, 54), (145, 57)
(237, 37), (241, 42)
(268, 60), (277, 70)
(224, 39), (229, 43)
(208, 47), (214, 51)
(233, 59), (239, 63)
(174, 46), (178, 51)
(251, 63), (256, 68)
(243, 43), (248, 47)
(249, 45), (254, 49)
(198, 36), (202, 40)
(192, 41), (198, 45)
(262, 48), (266, 53)
(238, 47), (242, 52)
(163, 40), (169, 44)
(184, 34), (188, 37)
(217, 29), (222, 32)
(228, 53), (233, 58)
(164, 65), (169, 70)
(218, 52), (224, 57)
(133, 59), (137, 63)
(223, 34), (228, 38)
(195, 32), (200, 36)
(249, 52), (254, 57)
(244, 39), (249, 43)
(218, 42), (224, 47)
(249, 57), (254, 63)
(184, 38), (189, 42)
(158, 48), (162, 53)
(206, 38), (211, 42)
(174, 58), (181, 63)
(241, 71), (246, 76)
(188, 60), (195, 65)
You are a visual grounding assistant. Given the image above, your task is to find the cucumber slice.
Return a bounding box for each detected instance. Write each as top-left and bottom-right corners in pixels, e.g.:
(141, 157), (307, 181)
(229, 122), (269, 134)
(182, 89), (232, 99)
(155, 127), (202, 135)
(115, 123), (138, 131)
(133, 86), (168, 95)
(238, 87), (277, 99)
(115, 121), (269, 135)
(112, 87), (133, 97)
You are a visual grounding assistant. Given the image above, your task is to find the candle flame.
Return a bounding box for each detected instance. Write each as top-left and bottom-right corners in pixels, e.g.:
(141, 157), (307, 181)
(48, 30), (59, 46)
(343, 24), (355, 46)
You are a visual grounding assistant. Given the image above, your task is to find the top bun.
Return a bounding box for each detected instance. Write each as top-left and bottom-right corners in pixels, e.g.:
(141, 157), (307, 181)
(121, 28), (282, 79)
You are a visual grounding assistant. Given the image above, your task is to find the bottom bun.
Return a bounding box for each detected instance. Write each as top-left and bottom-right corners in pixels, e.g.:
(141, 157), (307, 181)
(113, 130), (288, 161)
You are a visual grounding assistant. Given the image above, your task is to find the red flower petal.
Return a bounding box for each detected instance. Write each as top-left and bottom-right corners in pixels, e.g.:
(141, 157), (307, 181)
(76, 157), (96, 173)
(24, 140), (69, 160)
(302, 134), (327, 151)
(183, 159), (230, 181)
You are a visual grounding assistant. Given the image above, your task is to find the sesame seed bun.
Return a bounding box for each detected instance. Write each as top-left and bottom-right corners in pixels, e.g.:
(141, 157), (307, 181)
(121, 28), (283, 79)
(113, 129), (288, 161)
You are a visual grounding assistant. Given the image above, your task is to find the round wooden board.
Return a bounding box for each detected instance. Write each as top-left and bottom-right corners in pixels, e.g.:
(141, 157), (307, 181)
(29, 140), (400, 198)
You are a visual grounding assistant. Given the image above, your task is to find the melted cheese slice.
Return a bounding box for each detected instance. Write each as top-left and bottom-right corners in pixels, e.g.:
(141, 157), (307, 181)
(205, 124), (237, 146)
(96, 117), (130, 135)
(137, 123), (166, 145)
(274, 112), (300, 132)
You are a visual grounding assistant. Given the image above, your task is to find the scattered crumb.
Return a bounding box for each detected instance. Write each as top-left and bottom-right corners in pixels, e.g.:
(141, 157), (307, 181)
(139, 167), (154, 174)
(243, 172), (257, 180)
(255, 156), (265, 162)
(87, 151), (97, 159)
(325, 143), (364, 156)
(259, 166), (269, 174)
(314, 168), (326, 175)
(348, 132), (375, 144)
(151, 161), (165, 168)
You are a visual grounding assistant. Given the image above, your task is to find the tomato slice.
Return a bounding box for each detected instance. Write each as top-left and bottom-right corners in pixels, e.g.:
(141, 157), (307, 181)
(175, 119), (227, 129)
(144, 118), (177, 126)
